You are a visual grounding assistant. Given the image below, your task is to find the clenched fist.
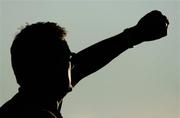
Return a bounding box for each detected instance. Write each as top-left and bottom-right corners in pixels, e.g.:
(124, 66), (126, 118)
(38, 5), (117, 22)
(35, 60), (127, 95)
(124, 10), (169, 46)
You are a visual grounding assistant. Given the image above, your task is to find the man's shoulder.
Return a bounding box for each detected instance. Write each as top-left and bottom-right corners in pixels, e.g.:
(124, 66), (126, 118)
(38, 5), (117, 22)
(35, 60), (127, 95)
(0, 94), (62, 118)
(0, 108), (57, 118)
(0, 94), (23, 118)
(0, 102), (58, 118)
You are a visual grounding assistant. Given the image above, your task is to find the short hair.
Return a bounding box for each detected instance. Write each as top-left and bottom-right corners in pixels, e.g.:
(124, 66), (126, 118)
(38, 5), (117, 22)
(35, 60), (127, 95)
(10, 22), (70, 88)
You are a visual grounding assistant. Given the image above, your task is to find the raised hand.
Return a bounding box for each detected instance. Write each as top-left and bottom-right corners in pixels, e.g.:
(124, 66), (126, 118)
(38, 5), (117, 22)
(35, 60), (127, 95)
(136, 10), (169, 41)
(124, 10), (169, 46)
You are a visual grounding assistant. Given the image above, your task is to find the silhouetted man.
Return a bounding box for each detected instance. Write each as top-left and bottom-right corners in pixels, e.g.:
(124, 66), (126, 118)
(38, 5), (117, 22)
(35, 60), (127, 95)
(0, 10), (169, 118)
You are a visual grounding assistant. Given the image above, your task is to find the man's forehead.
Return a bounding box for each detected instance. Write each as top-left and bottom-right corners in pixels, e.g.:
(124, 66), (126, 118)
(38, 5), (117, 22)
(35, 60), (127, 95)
(57, 40), (72, 59)
(62, 41), (71, 53)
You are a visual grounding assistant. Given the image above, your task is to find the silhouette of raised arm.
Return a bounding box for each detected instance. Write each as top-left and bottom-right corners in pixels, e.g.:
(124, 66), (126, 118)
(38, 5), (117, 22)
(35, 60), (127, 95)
(70, 10), (169, 86)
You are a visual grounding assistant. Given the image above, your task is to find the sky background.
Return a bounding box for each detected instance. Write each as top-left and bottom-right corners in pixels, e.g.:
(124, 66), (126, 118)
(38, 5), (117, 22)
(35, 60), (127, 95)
(0, 0), (179, 118)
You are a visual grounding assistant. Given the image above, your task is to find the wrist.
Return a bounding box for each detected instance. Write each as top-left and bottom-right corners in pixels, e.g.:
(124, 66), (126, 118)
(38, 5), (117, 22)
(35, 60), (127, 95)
(122, 26), (143, 47)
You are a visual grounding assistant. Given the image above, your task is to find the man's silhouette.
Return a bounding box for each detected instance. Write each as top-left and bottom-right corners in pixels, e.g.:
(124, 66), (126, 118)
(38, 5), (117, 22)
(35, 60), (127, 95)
(0, 10), (169, 118)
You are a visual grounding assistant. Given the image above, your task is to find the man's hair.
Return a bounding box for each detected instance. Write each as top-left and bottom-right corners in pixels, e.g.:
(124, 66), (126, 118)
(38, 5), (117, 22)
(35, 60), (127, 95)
(10, 22), (68, 88)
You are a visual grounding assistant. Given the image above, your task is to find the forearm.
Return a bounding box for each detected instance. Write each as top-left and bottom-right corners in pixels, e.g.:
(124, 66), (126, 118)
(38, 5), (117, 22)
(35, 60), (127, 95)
(71, 28), (141, 86)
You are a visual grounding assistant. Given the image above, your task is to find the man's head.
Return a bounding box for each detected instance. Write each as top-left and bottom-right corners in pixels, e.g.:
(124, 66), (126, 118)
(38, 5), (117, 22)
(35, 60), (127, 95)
(11, 22), (72, 99)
